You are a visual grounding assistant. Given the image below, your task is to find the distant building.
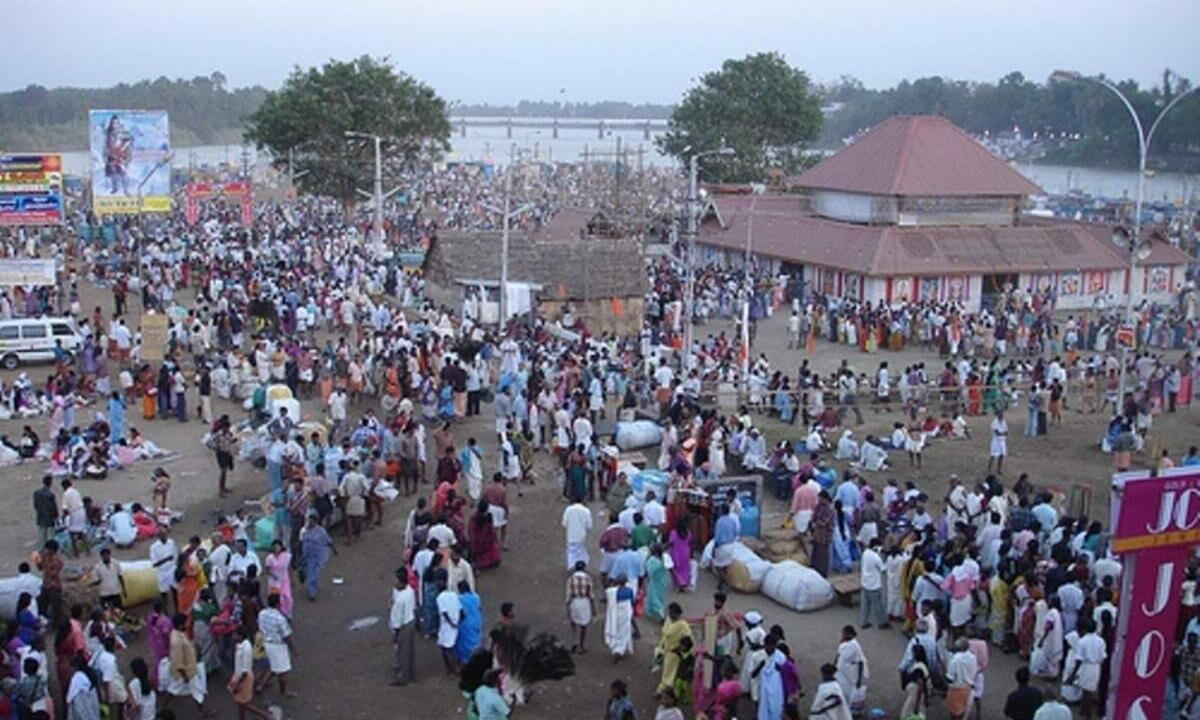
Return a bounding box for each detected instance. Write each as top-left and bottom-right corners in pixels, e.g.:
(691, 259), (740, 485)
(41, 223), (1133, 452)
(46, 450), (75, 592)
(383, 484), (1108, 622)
(423, 209), (646, 334)
(698, 115), (1190, 312)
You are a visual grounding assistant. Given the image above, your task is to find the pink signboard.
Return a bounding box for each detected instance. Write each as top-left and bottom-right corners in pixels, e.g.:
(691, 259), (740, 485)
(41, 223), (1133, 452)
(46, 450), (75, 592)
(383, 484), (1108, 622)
(1111, 547), (1188, 720)
(1111, 470), (1200, 553)
(1108, 468), (1200, 720)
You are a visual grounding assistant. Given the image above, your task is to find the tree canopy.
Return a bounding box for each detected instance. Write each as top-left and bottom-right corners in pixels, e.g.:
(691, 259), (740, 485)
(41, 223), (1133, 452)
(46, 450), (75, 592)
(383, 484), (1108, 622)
(0, 73), (265, 150)
(819, 69), (1200, 171)
(243, 56), (451, 206)
(658, 52), (823, 183)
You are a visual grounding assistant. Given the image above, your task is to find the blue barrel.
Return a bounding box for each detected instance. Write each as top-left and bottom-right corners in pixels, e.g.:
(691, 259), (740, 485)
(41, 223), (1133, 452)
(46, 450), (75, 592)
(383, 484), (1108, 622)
(739, 496), (761, 538)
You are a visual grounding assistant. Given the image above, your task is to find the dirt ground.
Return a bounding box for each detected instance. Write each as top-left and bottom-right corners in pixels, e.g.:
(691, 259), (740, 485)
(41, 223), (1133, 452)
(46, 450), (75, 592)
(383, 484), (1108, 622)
(2, 292), (1194, 719)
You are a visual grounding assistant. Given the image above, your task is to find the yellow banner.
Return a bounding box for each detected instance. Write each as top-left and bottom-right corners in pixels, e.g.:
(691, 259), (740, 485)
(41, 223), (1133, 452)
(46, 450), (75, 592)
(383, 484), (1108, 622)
(1111, 528), (1200, 553)
(93, 196), (174, 215)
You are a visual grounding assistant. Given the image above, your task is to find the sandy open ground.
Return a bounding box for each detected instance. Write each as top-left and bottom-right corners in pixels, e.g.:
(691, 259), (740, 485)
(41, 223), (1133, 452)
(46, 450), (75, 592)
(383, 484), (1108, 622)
(0, 289), (1191, 719)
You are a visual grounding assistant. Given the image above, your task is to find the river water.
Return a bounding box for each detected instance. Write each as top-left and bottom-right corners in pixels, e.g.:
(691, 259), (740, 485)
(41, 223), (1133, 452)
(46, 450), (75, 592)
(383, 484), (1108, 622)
(54, 124), (1198, 203)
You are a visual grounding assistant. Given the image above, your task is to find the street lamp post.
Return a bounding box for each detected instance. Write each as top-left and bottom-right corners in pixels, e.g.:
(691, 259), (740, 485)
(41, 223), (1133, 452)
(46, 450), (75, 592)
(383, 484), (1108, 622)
(344, 131), (385, 250)
(683, 146), (734, 372)
(481, 144), (534, 327)
(1051, 71), (1198, 405)
(742, 189), (762, 387)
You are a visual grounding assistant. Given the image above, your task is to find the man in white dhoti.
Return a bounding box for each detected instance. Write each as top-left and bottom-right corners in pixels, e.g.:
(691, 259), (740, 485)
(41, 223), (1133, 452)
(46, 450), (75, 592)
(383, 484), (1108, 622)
(562, 497), (592, 571)
(149, 526), (178, 607)
(603, 581), (634, 659)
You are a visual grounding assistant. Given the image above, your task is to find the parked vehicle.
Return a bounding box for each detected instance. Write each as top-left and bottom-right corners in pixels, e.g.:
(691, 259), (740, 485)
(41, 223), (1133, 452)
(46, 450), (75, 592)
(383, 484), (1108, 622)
(0, 316), (83, 369)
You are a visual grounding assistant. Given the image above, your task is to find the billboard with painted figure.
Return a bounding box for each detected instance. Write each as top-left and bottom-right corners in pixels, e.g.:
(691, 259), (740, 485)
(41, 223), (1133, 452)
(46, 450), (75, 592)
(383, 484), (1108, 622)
(88, 110), (172, 214)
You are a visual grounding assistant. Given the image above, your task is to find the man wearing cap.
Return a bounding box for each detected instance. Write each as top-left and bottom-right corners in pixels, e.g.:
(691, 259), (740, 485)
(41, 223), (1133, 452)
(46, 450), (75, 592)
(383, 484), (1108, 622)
(739, 611), (767, 697)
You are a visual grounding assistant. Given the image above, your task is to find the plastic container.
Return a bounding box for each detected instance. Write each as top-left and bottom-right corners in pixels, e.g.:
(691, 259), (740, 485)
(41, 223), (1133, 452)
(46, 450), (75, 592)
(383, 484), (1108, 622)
(631, 469), (668, 502)
(253, 516), (276, 551)
(739, 497), (761, 538)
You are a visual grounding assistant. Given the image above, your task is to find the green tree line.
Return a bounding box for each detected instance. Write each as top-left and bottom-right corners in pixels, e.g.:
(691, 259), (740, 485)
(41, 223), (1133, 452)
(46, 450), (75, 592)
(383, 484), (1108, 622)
(0, 73), (267, 151)
(818, 70), (1200, 171)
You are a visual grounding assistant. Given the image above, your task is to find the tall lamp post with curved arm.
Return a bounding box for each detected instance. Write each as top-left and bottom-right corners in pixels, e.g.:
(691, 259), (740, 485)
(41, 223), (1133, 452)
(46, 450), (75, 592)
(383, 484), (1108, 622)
(1050, 70), (1198, 404)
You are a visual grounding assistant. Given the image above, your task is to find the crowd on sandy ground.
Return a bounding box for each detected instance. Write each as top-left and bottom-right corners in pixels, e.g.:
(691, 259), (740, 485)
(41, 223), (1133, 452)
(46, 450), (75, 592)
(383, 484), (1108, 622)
(0, 162), (1198, 720)
(385, 161), (682, 238)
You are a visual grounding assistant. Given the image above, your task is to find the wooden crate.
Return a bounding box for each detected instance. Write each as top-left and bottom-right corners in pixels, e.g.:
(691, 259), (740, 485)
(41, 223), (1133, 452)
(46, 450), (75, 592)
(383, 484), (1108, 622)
(828, 573), (861, 607)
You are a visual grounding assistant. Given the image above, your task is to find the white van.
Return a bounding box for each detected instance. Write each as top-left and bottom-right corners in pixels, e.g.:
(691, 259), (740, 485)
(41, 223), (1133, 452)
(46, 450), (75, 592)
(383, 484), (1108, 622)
(0, 317), (84, 370)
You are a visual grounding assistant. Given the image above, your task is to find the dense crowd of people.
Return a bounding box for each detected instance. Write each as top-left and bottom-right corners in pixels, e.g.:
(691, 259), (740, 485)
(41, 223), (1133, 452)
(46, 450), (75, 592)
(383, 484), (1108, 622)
(0, 158), (1196, 720)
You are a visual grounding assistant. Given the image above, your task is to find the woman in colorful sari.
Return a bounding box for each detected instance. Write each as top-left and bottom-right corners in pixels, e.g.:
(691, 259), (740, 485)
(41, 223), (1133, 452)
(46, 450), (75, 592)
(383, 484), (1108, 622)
(175, 540), (204, 617)
(773, 378), (795, 424)
(190, 588), (222, 671)
(830, 500), (859, 574)
(265, 540), (293, 617)
(900, 552), (926, 634)
(656, 603), (693, 694)
(1015, 582), (1039, 660)
(454, 582), (483, 664)
(666, 517), (693, 592)
(643, 544), (669, 623)
(108, 391), (126, 445)
(144, 599), (173, 687)
(988, 571), (1010, 647)
(697, 660), (744, 720)
(468, 502), (501, 570)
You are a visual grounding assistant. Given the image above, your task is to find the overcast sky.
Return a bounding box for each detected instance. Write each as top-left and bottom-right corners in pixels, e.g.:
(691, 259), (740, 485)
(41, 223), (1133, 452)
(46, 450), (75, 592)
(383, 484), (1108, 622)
(4, 0), (1196, 102)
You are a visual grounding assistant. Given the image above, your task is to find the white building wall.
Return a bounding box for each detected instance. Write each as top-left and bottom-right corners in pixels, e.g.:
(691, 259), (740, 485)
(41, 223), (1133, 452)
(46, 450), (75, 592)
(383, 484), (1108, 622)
(864, 277), (888, 305)
(811, 191), (893, 224)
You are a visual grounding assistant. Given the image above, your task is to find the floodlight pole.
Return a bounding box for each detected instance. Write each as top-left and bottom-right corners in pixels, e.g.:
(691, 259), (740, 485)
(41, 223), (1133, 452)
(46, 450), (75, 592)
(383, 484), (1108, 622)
(1054, 71), (1198, 405)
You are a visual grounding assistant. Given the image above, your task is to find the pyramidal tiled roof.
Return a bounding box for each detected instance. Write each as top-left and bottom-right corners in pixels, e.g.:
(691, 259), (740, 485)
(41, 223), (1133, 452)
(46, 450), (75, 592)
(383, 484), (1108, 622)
(792, 115), (1043, 197)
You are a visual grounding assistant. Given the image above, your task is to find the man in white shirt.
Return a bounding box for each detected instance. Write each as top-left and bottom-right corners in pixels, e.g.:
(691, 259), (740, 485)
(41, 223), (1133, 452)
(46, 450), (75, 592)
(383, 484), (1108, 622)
(653, 359), (674, 391)
(389, 568), (417, 686)
(562, 497), (593, 571)
(641, 491), (666, 531)
(945, 637), (978, 716)
(258, 594), (295, 695)
(327, 388), (348, 440)
(1031, 686), (1073, 720)
(428, 519), (456, 549)
(859, 538), (888, 628)
(447, 547), (475, 593)
(92, 637), (125, 707)
(105, 504), (136, 547)
(435, 578), (462, 673)
(93, 548), (125, 609)
(148, 526), (178, 605)
(207, 533), (232, 602)
(988, 410), (1008, 474)
(227, 538), (261, 587)
(571, 413), (594, 451)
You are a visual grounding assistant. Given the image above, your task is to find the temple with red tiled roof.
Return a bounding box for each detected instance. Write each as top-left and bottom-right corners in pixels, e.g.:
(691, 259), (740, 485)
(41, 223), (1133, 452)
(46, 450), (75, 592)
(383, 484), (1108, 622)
(698, 115), (1190, 311)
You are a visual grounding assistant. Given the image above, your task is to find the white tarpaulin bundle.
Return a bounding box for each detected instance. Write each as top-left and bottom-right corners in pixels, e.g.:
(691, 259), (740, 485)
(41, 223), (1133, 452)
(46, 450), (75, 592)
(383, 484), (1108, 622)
(760, 560), (835, 612)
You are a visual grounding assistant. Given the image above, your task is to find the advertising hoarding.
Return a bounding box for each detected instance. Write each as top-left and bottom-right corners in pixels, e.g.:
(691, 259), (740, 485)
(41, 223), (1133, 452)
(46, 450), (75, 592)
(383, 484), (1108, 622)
(0, 154), (64, 225)
(89, 110), (172, 214)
